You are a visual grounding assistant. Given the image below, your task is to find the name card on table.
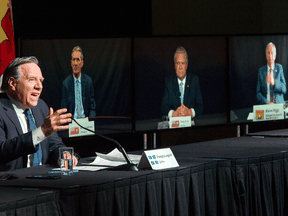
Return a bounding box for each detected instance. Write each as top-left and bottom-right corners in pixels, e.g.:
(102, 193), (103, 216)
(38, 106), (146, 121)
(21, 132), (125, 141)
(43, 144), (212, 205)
(169, 116), (192, 128)
(253, 103), (284, 121)
(138, 148), (179, 170)
(69, 118), (94, 137)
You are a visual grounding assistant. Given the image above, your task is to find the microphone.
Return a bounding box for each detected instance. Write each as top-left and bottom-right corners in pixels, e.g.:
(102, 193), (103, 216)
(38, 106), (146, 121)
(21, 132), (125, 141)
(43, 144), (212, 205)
(71, 117), (138, 171)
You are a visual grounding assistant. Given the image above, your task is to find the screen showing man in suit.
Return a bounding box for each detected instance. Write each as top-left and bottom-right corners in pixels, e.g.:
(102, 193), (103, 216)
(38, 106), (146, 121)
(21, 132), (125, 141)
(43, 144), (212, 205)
(0, 56), (78, 171)
(61, 46), (96, 118)
(161, 46), (203, 118)
(256, 42), (287, 105)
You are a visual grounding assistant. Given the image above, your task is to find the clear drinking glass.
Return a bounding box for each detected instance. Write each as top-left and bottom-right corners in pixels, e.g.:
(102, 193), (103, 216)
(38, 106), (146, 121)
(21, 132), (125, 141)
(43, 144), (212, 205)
(59, 147), (74, 175)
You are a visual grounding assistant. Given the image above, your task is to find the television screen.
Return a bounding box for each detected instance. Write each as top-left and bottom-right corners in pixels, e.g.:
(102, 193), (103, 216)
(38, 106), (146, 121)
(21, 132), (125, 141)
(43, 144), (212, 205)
(20, 38), (132, 136)
(134, 36), (228, 131)
(229, 35), (288, 123)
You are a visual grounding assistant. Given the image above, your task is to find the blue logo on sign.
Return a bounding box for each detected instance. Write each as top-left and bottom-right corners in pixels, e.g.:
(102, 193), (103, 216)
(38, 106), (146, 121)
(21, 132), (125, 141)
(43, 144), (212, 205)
(155, 161), (159, 164)
(151, 161), (155, 165)
(152, 155), (156, 159)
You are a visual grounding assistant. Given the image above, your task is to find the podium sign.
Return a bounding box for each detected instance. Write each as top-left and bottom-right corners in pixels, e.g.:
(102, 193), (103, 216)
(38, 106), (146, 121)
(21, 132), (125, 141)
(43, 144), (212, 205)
(69, 118), (94, 137)
(169, 116), (191, 128)
(138, 148), (179, 170)
(253, 104), (284, 121)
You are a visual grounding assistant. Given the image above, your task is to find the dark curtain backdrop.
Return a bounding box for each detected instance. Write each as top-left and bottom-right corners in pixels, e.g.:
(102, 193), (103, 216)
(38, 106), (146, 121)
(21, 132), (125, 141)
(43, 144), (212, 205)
(230, 35), (288, 110)
(20, 38), (131, 117)
(134, 36), (228, 120)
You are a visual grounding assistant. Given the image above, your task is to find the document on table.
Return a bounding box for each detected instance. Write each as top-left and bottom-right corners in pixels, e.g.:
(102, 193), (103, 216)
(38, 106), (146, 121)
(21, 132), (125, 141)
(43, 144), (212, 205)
(81, 148), (142, 169)
(72, 166), (106, 171)
(52, 166), (106, 172)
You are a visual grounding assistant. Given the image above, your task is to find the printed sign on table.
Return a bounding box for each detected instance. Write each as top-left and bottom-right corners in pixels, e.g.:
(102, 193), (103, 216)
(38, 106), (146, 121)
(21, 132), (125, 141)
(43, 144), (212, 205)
(138, 148), (179, 170)
(169, 116), (191, 128)
(69, 118), (94, 137)
(253, 104), (284, 122)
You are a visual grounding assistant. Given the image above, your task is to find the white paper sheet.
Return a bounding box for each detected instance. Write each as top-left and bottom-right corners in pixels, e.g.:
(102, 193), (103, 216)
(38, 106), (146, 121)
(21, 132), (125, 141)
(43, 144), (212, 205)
(83, 148), (142, 167)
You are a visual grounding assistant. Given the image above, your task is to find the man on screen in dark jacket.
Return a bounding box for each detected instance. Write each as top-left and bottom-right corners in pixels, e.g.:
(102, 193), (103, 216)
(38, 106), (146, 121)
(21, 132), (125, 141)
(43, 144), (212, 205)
(61, 46), (96, 118)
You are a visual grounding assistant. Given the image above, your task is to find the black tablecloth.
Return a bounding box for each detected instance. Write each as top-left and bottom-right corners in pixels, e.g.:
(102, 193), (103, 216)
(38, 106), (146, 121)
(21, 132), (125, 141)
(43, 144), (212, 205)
(170, 136), (288, 216)
(0, 157), (227, 216)
(0, 187), (60, 215)
(1, 136), (288, 216)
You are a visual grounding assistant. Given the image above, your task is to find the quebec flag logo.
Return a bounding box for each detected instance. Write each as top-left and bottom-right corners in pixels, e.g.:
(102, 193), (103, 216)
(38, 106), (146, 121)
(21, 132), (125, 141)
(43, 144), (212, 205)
(150, 161), (159, 165)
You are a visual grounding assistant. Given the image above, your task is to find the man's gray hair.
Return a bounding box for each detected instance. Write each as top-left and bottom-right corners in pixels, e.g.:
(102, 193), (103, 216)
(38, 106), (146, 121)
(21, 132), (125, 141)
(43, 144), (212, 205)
(1, 56), (39, 91)
(174, 46), (188, 63)
(71, 46), (84, 60)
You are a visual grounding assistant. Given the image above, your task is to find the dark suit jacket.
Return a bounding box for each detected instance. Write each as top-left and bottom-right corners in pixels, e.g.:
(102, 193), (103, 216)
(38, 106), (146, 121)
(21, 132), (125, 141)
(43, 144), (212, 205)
(161, 72), (203, 116)
(256, 63), (287, 104)
(61, 73), (96, 117)
(0, 93), (67, 171)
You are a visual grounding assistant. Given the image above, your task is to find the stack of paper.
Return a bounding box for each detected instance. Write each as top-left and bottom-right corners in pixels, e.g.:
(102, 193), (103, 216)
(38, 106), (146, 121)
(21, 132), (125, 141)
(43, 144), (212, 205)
(77, 148), (141, 171)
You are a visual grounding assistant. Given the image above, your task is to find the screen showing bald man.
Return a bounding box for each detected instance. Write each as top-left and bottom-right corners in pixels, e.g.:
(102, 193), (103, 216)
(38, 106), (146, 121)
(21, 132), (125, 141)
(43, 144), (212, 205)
(256, 42), (287, 104)
(161, 46), (203, 118)
(135, 37), (228, 131)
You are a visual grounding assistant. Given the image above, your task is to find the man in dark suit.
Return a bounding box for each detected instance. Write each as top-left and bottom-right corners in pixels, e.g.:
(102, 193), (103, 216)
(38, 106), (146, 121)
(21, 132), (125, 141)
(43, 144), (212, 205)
(0, 56), (78, 171)
(161, 46), (203, 117)
(256, 42), (287, 105)
(61, 46), (96, 118)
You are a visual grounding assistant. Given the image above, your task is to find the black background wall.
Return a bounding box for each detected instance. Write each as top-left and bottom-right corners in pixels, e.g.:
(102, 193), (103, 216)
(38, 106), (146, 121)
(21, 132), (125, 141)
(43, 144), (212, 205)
(10, 0), (288, 154)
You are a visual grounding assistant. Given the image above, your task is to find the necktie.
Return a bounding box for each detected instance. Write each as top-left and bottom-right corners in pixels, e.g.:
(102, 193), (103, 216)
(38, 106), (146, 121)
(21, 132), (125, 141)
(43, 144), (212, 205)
(180, 82), (184, 104)
(267, 69), (272, 102)
(24, 109), (42, 166)
(75, 80), (84, 118)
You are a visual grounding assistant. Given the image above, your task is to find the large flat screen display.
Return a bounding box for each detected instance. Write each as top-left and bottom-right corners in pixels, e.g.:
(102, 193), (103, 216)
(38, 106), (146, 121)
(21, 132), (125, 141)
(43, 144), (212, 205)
(134, 36), (228, 131)
(229, 35), (288, 123)
(20, 38), (132, 136)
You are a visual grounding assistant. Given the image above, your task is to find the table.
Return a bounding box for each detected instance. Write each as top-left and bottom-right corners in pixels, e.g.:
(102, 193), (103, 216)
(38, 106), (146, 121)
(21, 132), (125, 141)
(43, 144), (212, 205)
(0, 186), (60, 216)
(170, 136), (288, 216)
(1, 136), (288, 215)
(0, 157), (228, 216)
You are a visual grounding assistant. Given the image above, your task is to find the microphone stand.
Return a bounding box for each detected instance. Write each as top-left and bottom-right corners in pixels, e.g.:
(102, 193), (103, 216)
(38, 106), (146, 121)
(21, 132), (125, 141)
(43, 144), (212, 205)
(71, 118), (138, 171)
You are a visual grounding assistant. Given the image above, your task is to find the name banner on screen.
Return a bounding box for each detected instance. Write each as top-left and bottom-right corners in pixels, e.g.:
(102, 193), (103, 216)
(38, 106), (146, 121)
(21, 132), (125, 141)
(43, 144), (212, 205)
(138, 148), (179, 170)
(69, 118), (94, 137)
(253, 104), (284, 121)
(169, 116), (191, 128)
